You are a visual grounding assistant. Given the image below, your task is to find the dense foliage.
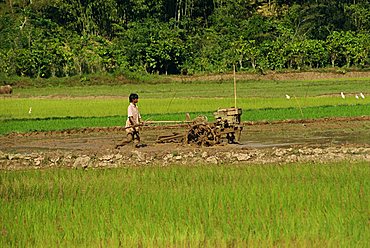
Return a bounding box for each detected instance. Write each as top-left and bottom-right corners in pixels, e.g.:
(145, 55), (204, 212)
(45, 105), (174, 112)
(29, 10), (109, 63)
(1, 0), (370, 77)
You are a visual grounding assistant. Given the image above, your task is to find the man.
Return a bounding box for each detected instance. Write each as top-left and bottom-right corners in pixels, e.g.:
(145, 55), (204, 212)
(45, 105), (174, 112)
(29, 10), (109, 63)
(116, 93), (146, 148)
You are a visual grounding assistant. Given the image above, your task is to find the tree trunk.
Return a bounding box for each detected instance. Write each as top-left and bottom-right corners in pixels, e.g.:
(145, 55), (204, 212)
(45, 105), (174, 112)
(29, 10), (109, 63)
(6, 0), (14, 13)
(251, 58), (256, 69)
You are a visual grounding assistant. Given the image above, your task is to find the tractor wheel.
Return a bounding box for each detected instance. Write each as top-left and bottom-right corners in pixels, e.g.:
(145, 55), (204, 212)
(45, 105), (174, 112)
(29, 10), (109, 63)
(226, 132), (236, 144)
(186, 124), (218, 146)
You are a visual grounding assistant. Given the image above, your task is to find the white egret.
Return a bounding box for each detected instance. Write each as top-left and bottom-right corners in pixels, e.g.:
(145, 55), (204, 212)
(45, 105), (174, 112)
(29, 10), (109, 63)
(285, 94), (291, 99)
(340, 92), (345, 99)
(360, 92), (365, 99)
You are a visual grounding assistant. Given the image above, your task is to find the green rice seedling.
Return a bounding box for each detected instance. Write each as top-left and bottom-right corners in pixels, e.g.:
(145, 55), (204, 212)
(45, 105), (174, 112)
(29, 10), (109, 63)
(2, 77), (369, 135)
(0, 162), (369, 247)
(1, 97), (369, 120)
(243, 104), (370, 121)
(1, 104), (369, 135)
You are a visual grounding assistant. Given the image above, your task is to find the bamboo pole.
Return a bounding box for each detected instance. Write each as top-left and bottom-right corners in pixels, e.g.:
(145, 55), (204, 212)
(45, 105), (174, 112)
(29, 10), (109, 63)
(233, 64), (237, 108)
(146, 120), (191, 124)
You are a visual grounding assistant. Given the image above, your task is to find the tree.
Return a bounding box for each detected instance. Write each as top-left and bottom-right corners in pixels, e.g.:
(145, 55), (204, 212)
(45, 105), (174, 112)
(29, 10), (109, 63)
(345, 3), (370, 32)
(326, 31), (365, 68)
(116, 19), (187, 74)
(1, 0), (370, 78)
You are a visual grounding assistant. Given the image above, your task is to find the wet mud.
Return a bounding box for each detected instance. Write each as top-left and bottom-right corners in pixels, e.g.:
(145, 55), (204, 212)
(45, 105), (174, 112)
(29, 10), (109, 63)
(1, 117), (369, 170)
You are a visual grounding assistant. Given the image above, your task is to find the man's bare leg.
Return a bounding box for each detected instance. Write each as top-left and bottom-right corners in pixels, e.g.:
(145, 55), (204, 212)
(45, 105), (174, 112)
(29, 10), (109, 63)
(115, 133), (134, 149)
(133, 131), (147, 148)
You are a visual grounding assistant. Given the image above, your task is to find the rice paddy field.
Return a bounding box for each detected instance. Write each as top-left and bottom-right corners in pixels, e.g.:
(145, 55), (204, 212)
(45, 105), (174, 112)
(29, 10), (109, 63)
(1, 162), (369, 247)
(1, 73), (370, 247)
(1, 77), (370, 134)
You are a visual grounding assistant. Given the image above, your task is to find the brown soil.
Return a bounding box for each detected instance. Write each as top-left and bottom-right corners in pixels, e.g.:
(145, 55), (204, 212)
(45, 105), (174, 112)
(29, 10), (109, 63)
(1, 117), (369, 170)
(171, 70), (370, 82)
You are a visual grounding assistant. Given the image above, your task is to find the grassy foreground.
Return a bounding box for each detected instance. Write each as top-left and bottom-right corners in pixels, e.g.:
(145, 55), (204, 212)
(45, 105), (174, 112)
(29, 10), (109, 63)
(1, 162), (369, 247)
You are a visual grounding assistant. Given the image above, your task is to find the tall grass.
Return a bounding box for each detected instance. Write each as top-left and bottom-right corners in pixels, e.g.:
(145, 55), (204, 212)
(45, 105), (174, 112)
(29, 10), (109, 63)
(0, 162), (369, 247)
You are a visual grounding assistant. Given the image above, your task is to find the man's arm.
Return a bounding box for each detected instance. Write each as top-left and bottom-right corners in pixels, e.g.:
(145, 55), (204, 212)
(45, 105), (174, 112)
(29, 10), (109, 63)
(128, 116), (136, 126)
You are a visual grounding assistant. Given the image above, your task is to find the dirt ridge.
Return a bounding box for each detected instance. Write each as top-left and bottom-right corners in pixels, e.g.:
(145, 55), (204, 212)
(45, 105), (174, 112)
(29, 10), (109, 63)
(171, 70), (370, 82)
(1, 145), (369, 171)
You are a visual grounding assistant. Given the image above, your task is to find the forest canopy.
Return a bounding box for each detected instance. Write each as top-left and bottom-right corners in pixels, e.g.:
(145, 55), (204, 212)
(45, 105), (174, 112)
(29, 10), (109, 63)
(0, 0), (369, 78)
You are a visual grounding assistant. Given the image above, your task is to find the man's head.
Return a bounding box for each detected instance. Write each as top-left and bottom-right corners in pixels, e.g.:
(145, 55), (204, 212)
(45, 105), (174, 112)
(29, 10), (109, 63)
(129, 93), (139, 103)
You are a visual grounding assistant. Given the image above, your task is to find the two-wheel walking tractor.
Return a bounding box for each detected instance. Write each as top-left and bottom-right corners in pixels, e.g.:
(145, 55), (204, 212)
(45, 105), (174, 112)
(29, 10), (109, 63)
(156, 107), (243, 146)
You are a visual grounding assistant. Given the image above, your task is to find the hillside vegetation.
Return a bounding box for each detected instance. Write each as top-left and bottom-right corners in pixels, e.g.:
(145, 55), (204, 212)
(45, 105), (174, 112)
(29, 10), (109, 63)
(1, 0), (370, 79)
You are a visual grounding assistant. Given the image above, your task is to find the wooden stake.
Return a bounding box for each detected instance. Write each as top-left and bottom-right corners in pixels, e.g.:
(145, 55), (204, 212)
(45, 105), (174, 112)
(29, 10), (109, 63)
(233, 64), (237, 108)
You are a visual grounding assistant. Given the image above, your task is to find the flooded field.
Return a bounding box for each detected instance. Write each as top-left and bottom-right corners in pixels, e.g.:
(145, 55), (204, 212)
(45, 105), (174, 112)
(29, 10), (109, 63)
(1, 117), (369, 170)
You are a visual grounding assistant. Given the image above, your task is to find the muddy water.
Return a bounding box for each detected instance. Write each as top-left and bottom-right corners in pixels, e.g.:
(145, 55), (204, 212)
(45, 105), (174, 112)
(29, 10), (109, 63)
(1, 119), (369, 154)
(242, 121), (370, 148)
